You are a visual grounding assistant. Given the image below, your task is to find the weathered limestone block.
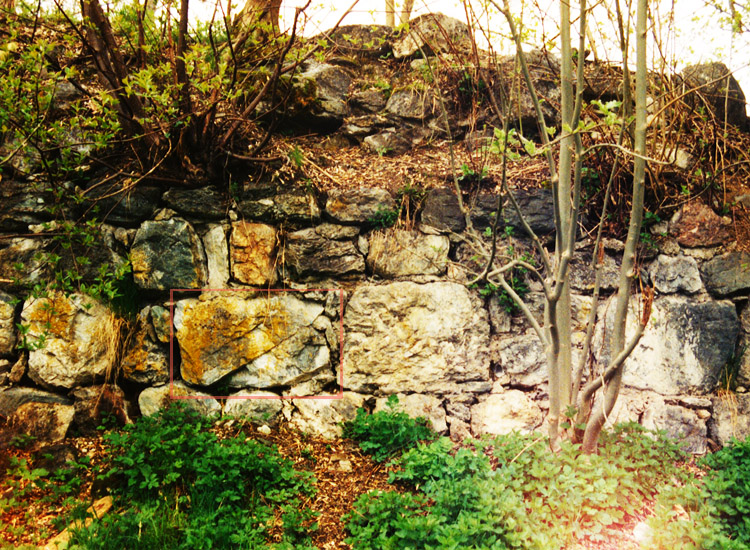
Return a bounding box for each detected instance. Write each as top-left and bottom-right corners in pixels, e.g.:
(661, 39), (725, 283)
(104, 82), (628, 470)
(701, 251), (750, 297)
(21, 292), (119, 390)
(385, 89), (435, 120)
(367, 229), (449, 277)
(230, 222), (277, 286)
(284, 227), (365, 278)
(569, 246), (621, 293)
(203, 224), (230, 289)
(595, 295), (740, 395)
(287, 392), (367, 438)
(131, 218), (206, 290)
(138, 381), (221, 417)
(325, 188), (396, 224)
(491, 333), (547, 388)
(6, 402), (74, 449)
(297, 61), (352, 126)
(237, 192), (321, 225)
(710, 393), (750, 446)
(0, 238), (49, 286)
(223, 390), (283, 425)
(343, 282), (490, 394)
(226, 325), (330, 389)
(470, 390), (544, 436)
(0, 292), (16, 357)
(670, 202), (732, 248)
(374, 393), (448, 433)
(174, 292), (325, 387)
(121, 306), (169, 385)
(650, 254), (702, 294)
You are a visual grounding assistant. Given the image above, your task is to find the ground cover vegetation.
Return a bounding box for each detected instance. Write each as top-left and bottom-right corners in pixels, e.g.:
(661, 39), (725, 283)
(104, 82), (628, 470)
(2, 400), (750, 548)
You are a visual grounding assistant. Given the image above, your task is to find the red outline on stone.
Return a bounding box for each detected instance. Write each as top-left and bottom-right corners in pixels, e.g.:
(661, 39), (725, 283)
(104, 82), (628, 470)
(169, 288), (344, 400)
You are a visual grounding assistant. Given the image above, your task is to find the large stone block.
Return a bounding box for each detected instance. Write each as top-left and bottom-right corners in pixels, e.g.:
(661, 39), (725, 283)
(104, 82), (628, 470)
(343, 282), (490, 394)
(284, 227), (365, 279)
(595, 296), (740, 395)
(366, 229), (449, 277)
(138, 381), (222, 417)
(470, 390), (544, 436)
(21, 292), (120, 390)
(174, 292), (325, 387)
(701, 251), (750, 297)
(710, 393), (750, 446)
(325, 188), (396, 224)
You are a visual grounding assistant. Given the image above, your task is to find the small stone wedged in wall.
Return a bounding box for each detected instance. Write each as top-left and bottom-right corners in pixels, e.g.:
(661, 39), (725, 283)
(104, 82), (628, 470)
(121, 306), (169, 386)
(138, 381), (221, 417)
(470, 390), (544, 436)
(22, 292), (120, 390)
(163, 186), (227, 220)
(230, 222), (277, 286)
(203, 224), (230, 289)
(83, 182), (160, 226)
(649, 254), (703, 295)
(70, 384), (131, 436)
(286, 392), (367, 439)
(0, 180), (57, 231)
(0, 238), (50, 287)
(223, 390), (283, 425)
(237, 192), (321, 226)
(0, 292), (17, 357)
(325, 188), (397, 225)
(568, 243), (622, 293)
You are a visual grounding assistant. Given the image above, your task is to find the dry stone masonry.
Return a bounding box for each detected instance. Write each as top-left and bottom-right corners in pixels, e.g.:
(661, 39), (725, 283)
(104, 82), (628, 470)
(1, 15), (749, 452)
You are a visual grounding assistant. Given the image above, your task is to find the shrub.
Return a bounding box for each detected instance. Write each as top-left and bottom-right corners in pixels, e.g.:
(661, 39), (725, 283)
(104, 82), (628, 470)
(341, 395), (438, 463)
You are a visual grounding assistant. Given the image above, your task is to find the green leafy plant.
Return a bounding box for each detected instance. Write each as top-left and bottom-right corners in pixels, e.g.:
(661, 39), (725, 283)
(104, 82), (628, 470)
(341, 395), (437, 463)
(368, 205), (399, 229)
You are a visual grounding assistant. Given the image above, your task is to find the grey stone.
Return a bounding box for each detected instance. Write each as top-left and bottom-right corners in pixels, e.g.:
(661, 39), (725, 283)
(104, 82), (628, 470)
(6, 402), (74, 449)
(223, 390), (283, 425)
(121, 307), (170, 386)
(701, 251), (750, 297)
(315, 223), (360, 240)
(341, 114), (391, 138)
(385, 89), (435, 120)
(138, 381), (222, 417)
(0, 238), (49, 287)
(650, 254), (702, 294)
(491, 333), (547, 388)
(680, 62), (747, 130)
(710, 393), (750, 446)
(343, 282), (490, 394)
(0, 292), (16, 357)
(83, 183), (160, 226)
(288, 392), (367, 438)
(374, 393), (448, 433)
(131, 218), (207, 290)
(174, 292), (324, 387)
(22, 292), (120, 390)
(392, 13), (471, 59)
(488, 298), (512, 333)
(503, 188), (557, 237)
(318, 24), (391, 58)
(366, 229), (449, 277)
(569, 246), (621, 293)
(595, 295), (740, 395)
(470, 390), (544, 436)
(162, 186), (227, 220)
(0, 180), (56, 231)
(297, 61), (353, 127)
(349, 89), (388, 114)
(274, 192), (322, 224)
(363, 128), (416, 155)
(420, 187), (465, 233)
(151, 305), (171, 344)
(642, 401), (708, 454)
(203, 224), (230, 289)
(225, 326), (330, 389)
(284, 227), (365, 279)
(0, 387), (72, 417)
(326, 188), (397, 224)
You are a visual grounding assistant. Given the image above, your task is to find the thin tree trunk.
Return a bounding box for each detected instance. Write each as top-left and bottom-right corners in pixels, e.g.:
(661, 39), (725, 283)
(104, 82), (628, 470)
(385, 0), (395, 27)
(400, 0), (413, 25)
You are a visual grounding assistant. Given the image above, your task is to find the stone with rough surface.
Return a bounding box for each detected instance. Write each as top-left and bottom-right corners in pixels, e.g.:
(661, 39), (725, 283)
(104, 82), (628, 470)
(121, 307), (169, 385)
(710, 393), (750, 446)
(230, 222), (277, 286)
(391, 13), (471, 59)
(343, 282), (490, 394)
(491, 334), (547, 388)
(670, 202), (731, 248)
(284, 227), (365, 278)
(7, 402), (74, 449)
(374, 393), (448, 433)
(70, 385), (130, 435)
(681, 62), (747, 130)
(138, 381), (221, 417)
(420, 187), (465, 233)
(297, 61), (352, 128)
(700, 251), (750, 297)
(0, 387), (72, 417)
(470, 390), (544, 436)
(367, 229), (449, 277)
(326, 188), (396, 224)
(0, 238), (49, 287)
(595, 295), (740, 395)
(0, 292), (16, 357)
(650, 254), (702, 294)
(569, 247), (621, 293)
(386, 89), (435, 120)
(174, 292), (325, 387)
(163, 186), (227, 220)
(203, 225), (230, 289)
(287, 392), (366, 438)
(131, 218), (206, 290)
(223, 390), (283, 425)
(22, 293), (119, 390)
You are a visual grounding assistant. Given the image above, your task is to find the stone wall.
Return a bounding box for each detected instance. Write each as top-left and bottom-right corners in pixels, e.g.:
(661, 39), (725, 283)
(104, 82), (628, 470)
(1, 182), (749, 453)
